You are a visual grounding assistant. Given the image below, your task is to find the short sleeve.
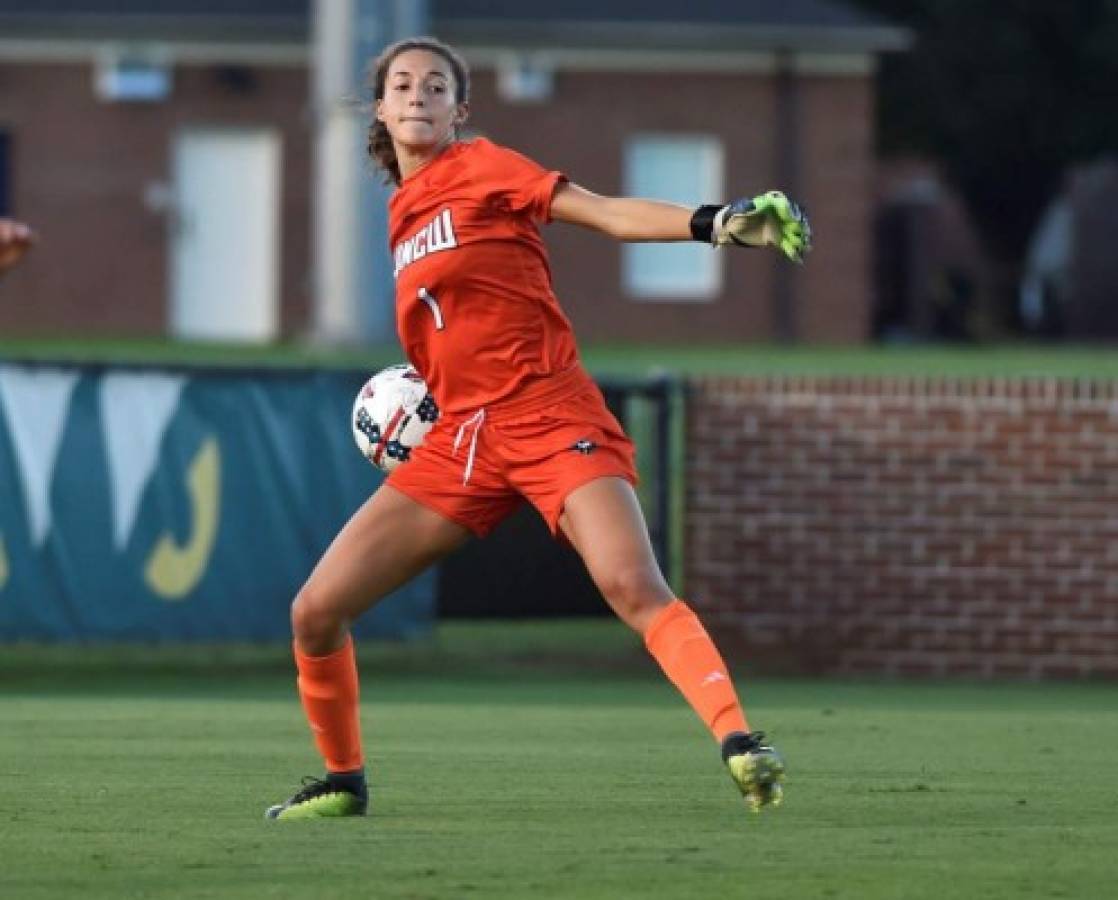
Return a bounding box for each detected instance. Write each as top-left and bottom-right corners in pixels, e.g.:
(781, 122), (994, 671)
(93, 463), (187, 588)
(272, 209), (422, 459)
(475, 140), (567, 224)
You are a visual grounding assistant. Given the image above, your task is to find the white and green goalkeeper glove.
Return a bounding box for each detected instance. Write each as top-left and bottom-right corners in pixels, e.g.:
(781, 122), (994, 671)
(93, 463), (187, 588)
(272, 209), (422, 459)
(691, 191), (812, 264)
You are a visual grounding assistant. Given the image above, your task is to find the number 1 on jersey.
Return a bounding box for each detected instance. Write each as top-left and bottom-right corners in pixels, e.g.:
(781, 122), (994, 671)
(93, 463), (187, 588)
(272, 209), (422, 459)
(418, 288), (445, 331)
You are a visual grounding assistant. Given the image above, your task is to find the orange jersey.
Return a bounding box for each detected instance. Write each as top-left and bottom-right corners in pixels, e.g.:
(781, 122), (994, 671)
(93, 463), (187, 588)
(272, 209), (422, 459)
(388, 139), (581, 418)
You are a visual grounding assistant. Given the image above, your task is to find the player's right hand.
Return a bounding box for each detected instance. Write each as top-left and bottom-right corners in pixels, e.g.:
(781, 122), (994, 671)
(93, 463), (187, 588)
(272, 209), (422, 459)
(712, 192), (811, 264)
(0, 218), (35, 274)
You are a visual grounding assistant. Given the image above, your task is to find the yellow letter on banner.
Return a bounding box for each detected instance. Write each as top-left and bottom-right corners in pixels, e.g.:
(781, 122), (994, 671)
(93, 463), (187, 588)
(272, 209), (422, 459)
(144, 437), (221, 600)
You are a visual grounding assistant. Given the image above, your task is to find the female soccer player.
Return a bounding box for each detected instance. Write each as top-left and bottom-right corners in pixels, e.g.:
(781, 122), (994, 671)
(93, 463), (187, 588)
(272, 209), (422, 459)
(266, 37), (810, 820)
(0, 218), (34, 275)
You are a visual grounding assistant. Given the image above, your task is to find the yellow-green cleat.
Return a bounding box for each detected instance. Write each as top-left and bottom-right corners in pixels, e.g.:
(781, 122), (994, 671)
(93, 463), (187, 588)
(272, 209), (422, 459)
(722, 732), (786, 813)
(265, 775), (368, 821)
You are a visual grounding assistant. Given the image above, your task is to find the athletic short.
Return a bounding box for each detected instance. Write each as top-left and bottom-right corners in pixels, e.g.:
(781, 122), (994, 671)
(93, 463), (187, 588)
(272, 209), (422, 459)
(387, 375), (637, 538)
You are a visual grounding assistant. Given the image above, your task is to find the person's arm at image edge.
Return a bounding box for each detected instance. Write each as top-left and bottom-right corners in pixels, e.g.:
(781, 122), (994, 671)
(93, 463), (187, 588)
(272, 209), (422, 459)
(0, 218), (35, 274)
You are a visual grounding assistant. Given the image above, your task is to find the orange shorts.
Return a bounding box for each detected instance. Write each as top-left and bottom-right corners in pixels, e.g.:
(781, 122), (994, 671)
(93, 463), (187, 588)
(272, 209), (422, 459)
(386, 380), (637, 538)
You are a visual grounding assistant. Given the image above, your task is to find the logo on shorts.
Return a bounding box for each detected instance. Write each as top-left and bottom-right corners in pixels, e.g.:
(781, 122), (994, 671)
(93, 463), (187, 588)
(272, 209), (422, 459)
(571, 438), (597, 455)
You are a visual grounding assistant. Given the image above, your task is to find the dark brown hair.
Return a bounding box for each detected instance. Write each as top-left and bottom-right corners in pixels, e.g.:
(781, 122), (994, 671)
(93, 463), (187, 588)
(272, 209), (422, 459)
(367, 37), (470, 186)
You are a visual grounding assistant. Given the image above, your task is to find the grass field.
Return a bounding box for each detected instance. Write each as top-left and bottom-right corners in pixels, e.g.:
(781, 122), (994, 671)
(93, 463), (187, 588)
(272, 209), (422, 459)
(1, 621), (1115, 900)
(4, 337), (1118, 378)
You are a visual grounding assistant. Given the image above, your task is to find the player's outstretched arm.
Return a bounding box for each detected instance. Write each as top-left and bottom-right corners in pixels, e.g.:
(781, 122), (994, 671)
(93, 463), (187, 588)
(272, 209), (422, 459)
(551, 183), (811, 264)
(0, 218), (35, 274)
(550, 183), (693, 241)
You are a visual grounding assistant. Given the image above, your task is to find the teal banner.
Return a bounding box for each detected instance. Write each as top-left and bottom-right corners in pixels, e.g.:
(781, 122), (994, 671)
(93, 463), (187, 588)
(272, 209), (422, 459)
(0, 362), (433, 641)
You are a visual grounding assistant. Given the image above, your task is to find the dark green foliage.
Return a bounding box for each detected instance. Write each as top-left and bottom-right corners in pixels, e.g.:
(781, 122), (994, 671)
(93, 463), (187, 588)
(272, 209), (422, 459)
(854, 1), (1118, 261)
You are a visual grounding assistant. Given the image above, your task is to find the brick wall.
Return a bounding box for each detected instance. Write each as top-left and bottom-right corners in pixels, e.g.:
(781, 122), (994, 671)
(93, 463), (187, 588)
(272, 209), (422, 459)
(685, 376), (1118, 679)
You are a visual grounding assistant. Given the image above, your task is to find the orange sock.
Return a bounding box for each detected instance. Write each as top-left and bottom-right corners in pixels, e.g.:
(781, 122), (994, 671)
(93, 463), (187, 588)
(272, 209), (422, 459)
(294, 635), (364, 773)
(644, 599), (749, 742)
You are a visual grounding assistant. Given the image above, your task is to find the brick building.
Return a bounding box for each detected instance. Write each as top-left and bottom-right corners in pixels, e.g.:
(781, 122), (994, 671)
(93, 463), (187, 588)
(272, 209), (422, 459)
(0, 1), (906, 343)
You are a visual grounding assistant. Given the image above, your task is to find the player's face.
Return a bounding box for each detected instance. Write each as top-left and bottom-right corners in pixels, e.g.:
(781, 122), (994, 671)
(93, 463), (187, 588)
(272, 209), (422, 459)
(378, 49), (466, 151)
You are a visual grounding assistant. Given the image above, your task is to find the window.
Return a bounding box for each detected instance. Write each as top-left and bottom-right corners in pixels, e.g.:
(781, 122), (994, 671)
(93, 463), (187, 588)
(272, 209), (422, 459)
(94, 52), (171, 103)
(0, 131), (10, 216)
(623, 134), (724, 301)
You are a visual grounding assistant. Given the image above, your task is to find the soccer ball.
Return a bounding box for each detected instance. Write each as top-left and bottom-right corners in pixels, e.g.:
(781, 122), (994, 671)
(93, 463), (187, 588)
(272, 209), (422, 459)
(351, 364), (439, 473)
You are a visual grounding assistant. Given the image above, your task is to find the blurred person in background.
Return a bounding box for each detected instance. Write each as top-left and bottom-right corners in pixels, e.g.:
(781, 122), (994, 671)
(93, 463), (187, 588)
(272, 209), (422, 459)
(0, 218), (34, 274)
(265, 37), (810, 822)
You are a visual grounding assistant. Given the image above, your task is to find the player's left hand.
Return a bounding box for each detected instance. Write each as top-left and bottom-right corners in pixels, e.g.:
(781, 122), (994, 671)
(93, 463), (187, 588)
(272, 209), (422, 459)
(712, 191), (811, 264)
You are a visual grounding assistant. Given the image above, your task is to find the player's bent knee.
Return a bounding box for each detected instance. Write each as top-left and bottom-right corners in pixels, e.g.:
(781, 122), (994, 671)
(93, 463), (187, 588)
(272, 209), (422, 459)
(597, 565), (672, 629)
(601, 564), (672, 604)
(291, 586), (346, 653)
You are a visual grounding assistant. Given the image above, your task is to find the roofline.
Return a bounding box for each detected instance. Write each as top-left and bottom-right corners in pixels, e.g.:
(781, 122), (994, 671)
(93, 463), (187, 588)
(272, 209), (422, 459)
(0, 13), (306, 44)
(0, 36), (307, 66)
(438, 19), (913, 54)
(462, 46), (878, 76)
(0, 13), (912, 57)
(0, 38), (881, 77)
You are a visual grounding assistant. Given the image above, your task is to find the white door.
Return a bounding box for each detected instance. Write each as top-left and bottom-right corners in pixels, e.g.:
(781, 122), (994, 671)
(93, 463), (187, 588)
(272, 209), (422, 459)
(170, 128), (281, 342)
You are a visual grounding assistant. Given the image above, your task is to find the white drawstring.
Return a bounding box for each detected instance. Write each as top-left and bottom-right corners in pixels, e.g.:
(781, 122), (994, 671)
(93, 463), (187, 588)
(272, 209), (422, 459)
(452, 408), (486, 484)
